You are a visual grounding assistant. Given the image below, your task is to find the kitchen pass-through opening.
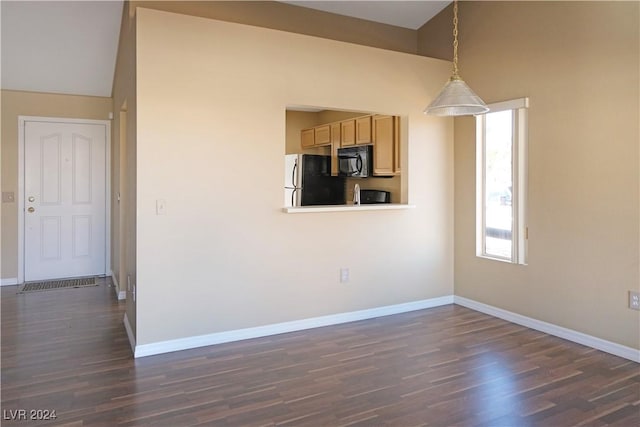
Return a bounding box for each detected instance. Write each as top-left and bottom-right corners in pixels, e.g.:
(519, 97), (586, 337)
(284, 106), (407, 208)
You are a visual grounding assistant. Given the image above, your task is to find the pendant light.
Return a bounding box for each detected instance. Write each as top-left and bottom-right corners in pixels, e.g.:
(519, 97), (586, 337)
(424, 0), (488, 116)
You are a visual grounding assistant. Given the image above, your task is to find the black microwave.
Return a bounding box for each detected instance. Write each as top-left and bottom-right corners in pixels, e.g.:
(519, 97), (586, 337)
(337, 145), (373, 178)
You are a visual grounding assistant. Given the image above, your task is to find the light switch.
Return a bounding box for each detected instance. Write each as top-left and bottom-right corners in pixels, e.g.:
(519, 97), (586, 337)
(156, 199), (166, 215)
(2, 192), (15, 203)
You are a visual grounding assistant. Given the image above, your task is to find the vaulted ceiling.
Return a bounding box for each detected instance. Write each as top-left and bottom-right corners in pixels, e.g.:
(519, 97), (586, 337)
(1, 1), (124, 97)
(0, 1), (449, 98)
(284, 1), (449, 30)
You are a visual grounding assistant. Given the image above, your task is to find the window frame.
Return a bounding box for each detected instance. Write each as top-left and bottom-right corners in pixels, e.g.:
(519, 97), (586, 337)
(476, 97), (529, 264)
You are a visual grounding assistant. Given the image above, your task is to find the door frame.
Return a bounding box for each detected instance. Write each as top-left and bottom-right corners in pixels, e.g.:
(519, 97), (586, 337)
(17, 116), (111, 284)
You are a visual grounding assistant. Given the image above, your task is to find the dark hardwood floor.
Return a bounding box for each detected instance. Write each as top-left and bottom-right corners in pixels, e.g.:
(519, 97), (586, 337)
(2, 280), (639, 426)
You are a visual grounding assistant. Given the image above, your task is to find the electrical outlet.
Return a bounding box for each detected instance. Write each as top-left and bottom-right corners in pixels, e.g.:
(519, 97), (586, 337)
(340, 268), (349, 283)
(629, 291), (640, 311)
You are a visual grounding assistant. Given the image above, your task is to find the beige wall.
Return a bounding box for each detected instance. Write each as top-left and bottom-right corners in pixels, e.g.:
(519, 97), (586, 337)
(417, 2), (453, 61)
(0, 90), (112, 279)
(111, 1), (138, 334)
(134, 8), (453, 346)
(419, 1), (640, 349)
(131, 1), (417, 55)
(1, 0), (417, 287)
(316, 110), (367, 124)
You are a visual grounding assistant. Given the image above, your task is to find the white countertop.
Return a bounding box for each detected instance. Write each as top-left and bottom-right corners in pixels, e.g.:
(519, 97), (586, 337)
(282, 204), (415, 213)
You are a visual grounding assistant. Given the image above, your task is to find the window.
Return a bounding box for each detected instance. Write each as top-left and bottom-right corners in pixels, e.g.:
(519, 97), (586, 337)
(476, 98), (528, 264)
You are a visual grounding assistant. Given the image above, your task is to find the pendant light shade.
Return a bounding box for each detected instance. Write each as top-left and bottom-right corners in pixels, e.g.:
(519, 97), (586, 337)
(425, 77), (489, 116)
(424, 1), (488, 117)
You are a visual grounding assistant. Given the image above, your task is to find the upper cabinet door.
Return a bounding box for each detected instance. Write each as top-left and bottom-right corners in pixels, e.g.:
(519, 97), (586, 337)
(356, 116), (372, 145)
(341, 120), (355, 146)
(301, 128), (315, 148)
(314, 125), (331, 146)
(372, 115), (395, 176)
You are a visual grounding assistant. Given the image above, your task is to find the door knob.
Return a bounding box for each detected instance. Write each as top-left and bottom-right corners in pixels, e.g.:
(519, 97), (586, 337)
(28, 196), (35, 202)
(27, 207), (35, 213)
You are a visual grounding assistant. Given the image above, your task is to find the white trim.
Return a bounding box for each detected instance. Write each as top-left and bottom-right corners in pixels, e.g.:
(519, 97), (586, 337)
(454, 296), (640, 363)
(283, 204), (415, 214)
(487, 97), (529, 113)
(1, 278), (18, 286)
(111, 271), (118, 295)
(105, 120), (111, 274)
(18, 119), (24, 284)
(475, 115), (486, 258)
(134, 295), (454, 358)
(475, 99), (528, 265)
(17, 116), (111, 283)
(123, 313), (136, 354)
(110, 272), (126, 300)
(515, 106), (528, 263)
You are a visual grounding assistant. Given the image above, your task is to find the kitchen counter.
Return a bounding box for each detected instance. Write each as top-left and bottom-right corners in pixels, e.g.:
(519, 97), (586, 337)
(282, 204), (415, 214)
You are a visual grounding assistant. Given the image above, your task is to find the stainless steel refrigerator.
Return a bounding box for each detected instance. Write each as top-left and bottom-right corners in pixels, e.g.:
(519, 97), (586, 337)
(284, 154), (346, 207)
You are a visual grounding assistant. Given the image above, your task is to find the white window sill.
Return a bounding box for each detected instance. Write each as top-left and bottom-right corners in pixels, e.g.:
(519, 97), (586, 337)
(477, 254), (514, 264)
(476, 254), (527, 266)
(283, 204), (415, 213)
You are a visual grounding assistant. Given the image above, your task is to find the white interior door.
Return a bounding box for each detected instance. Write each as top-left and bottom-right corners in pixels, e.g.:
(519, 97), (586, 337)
(24, 121), (107, 282)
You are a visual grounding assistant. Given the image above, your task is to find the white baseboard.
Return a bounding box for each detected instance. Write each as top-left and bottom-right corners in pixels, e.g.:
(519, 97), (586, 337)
(111, 273), (119, 296)
(110, 273), (126, 300)
(1, 278), (18, 286)
(134, 295), (454, 358)
(123, 313), (136, 354)
(454, 296), (640, 363)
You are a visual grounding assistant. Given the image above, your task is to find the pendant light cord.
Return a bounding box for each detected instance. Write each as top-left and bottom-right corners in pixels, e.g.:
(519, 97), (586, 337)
(452, 0), (460, 80)
(424, 0), (489, 115)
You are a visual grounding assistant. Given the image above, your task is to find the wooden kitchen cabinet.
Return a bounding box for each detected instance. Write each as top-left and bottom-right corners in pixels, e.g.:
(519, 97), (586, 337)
(301, 114), (400, 176)
(314, 125), (331, 146)
(301, 128), (314, 148)
(356, 116), (372, 145)
(330, 123), (341, 146)
(330, 123), (341, 176)
(341, 120), (355, 146)
(372, 115), (400, 176)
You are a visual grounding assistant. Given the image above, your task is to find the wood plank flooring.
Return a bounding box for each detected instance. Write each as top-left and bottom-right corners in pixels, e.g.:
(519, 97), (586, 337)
(2, 280), (639, 426)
